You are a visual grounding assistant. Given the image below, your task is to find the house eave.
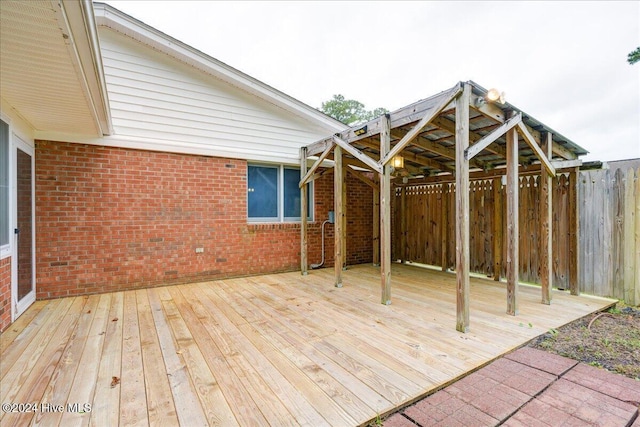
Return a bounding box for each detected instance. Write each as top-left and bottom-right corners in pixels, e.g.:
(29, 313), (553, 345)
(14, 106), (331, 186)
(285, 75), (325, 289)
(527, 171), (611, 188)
(92, 2), (345, 135)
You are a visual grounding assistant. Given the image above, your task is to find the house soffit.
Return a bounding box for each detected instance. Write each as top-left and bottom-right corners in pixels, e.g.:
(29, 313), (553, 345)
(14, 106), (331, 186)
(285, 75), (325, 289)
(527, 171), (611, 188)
(0, 0), (112, 137)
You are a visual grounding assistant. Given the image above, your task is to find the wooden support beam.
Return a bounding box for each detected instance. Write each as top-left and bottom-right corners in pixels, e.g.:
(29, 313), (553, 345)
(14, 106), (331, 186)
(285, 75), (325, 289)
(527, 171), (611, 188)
(441, 183), (449, 272)
(306, 137), (334, 157)
(342, 168), (347, 271)
(300, 147), (308, 275)
(299, 142), (334, 187)
(492, 177), (503, 281)
(540, 133), (553, 304)
(380, 114), (392, 305)
(516, 122), (556, 177)
(400, 186), (407, 263)
(455, 83), (471, 333)
(506, 112), (519, 316)
(465, 113), (522, 161)
(373, 184), (380, 267)
(353, 137), (453, 172)
(380, 85), (463, 166)
(346, 166), (378, 190)
(568, 167), (580, 295)
(431, 116), (509, 160)
(335, 83), (460, 145)
(334, 145), (344, 288)
(551, 159), (582, 169)
(333, 136), (382, 174)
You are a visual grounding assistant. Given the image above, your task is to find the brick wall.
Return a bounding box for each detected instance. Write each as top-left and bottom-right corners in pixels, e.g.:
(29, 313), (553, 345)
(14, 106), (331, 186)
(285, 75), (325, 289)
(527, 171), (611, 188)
(35, 141), (373, 298)
(0, 256), (11, 332)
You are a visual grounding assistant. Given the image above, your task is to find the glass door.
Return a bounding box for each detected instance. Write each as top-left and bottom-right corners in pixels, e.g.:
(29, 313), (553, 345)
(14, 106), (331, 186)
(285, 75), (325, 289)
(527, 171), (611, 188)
(13, 139), (35, 318)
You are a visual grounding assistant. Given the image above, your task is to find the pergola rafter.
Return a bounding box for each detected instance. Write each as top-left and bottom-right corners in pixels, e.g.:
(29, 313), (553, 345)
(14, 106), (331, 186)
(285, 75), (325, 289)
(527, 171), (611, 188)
(299, 80), (587, 332)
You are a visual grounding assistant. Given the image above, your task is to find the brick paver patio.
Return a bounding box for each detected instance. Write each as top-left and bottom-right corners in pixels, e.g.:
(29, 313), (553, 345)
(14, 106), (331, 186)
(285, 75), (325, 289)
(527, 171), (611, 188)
(385, 347), (639, 426)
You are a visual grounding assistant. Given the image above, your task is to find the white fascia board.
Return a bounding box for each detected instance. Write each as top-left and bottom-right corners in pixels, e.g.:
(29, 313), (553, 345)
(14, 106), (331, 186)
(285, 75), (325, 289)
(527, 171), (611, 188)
(93, 3), (346, 135)
(57, 0), (113, 135)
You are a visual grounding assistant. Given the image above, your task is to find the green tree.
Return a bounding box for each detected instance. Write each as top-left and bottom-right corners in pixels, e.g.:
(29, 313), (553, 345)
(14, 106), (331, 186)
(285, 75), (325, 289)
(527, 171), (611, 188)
(320, 95), (388, 126)
(628, 47), (640, 65)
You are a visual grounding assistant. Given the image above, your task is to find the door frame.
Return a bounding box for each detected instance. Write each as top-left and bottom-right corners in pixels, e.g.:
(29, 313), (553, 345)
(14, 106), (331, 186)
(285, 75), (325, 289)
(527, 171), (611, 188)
(11, 134), (36, 320)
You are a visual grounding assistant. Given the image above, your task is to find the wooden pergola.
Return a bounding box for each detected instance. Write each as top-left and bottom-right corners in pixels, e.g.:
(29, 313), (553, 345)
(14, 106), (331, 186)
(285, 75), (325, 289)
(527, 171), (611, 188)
(299, 81), (585, 332)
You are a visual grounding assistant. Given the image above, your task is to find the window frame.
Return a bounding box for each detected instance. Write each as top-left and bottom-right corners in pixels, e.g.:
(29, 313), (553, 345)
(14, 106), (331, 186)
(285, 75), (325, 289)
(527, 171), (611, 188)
(247, 163), (313, 223)
(0, 117), (10, 259)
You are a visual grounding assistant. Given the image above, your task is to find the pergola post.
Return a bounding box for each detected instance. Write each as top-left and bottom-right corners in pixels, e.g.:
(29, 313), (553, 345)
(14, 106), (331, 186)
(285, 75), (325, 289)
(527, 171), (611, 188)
(300, 147), (308, 275)
(492, 177), (503, 281)
(373, 183), (380, 266)
(506, 111), (519, 315)
(441, 183), (449, 272)
(380, 114), (392, 305)
(334, 145), (344, 288)
(540, 133), (553, 304)
(342, 172), (347, 270)
(400, 186), (407, 263)
(569, 167), (580, 295)
(455, 83), (471, 333)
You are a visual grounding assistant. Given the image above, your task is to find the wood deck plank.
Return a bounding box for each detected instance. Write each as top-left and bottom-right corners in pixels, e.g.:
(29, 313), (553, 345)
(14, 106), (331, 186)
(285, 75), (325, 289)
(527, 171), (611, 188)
(181, 284), (300, 426)
(31, 296), (101, 427)
(118, 291), (148, 427)
(227, 280), (390, 418)
(135, 289), (178, 425)
(0, 300), (48, 354)
(199, 283), (331, 426)
(0, 264), (615, 426)
(147, 288), (209, 427)
(0, 298), (70, 380)
(159, 287), (239, 426)
(0, 296), (87, 426)
(90, 291), (124, 427)
(59, 293), (112, 426)
(171, 285), (267, 426)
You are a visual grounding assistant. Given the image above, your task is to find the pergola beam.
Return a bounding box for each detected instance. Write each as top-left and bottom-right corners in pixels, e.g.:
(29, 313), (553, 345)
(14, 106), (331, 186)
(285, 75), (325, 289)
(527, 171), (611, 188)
(380, 85), (463, 166)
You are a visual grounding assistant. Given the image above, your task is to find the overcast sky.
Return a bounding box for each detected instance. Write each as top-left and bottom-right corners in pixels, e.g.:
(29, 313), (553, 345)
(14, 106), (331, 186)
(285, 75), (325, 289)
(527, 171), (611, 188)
(104, 1), (639, 162)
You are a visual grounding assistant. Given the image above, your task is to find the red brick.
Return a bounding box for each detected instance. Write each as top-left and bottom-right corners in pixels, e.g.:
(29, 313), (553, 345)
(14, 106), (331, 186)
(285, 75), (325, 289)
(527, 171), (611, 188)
(505, 347), (577, 376)
(381, 413), (416, 427)
(34, 140), (374, 299)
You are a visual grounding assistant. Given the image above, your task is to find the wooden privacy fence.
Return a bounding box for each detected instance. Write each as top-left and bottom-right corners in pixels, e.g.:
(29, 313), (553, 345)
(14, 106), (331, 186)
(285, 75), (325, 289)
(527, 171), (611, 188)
(579, 165), (640, 304)
(392, 163), (640, 304)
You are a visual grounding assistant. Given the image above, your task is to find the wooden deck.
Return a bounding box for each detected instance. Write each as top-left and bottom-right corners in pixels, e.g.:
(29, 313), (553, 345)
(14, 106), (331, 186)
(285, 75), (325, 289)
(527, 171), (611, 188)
(0, 264), (615, 426)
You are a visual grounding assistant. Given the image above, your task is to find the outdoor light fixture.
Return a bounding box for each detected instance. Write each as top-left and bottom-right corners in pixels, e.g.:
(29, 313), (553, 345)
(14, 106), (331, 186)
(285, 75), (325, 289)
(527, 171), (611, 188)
(486, 88), (506, 104)
(392, 155), (405, 169)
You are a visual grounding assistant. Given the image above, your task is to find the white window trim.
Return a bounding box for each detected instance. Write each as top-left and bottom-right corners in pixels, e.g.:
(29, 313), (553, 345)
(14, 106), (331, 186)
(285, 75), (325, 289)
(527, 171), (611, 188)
(247, 163), (313, 223)
(0, 116), (11, 259)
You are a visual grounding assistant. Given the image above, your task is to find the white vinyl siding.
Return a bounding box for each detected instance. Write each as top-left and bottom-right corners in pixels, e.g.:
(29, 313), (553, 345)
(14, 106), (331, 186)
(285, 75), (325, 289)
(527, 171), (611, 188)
(98, 28), (329, 163)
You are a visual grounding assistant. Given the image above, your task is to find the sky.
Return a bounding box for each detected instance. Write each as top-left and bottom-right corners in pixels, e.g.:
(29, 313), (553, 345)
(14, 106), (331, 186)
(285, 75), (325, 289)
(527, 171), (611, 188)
(104, 1), (639, 162)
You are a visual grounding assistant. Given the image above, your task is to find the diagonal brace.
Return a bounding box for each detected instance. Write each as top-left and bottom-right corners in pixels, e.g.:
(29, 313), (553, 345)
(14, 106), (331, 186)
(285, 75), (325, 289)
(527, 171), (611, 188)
(299, 142), (334, 187)
(516, 122), (556, 177)
(465, 113), (522, 161)
(333, 136), (382, 174)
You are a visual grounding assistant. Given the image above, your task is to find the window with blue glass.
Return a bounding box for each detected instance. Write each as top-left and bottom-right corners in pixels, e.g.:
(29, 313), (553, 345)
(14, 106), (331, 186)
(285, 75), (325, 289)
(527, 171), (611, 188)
(248, 164), (311, 222)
